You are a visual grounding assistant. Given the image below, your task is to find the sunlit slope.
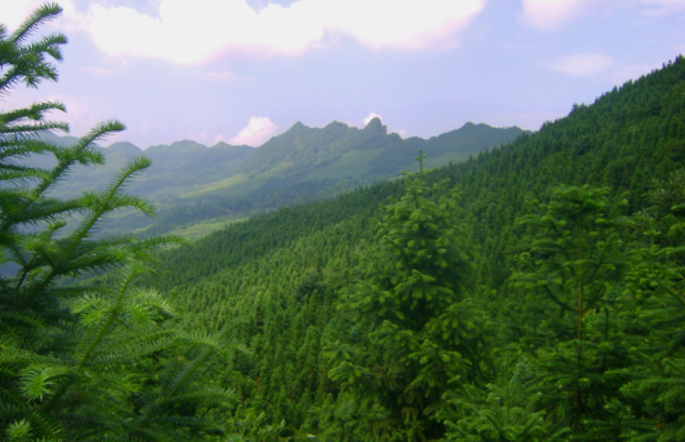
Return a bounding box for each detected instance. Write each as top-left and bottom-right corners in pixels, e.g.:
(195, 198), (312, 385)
(36, 119), (521, 237)
(146, 58), (685, 434)
(75, 119), (522, 237)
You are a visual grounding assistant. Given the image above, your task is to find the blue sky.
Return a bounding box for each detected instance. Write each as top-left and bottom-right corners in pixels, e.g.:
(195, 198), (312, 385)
(3, 0), (685, 148)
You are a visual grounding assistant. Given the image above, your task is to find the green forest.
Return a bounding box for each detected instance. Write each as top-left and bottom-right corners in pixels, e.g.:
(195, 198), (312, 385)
(28, 85), (522, 241)
(3, 4), (685, 442)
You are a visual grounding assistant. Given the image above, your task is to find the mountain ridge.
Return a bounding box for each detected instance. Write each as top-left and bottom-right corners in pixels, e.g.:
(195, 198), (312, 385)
(41, 118), (526, 238)
(95, 117), (522, 153)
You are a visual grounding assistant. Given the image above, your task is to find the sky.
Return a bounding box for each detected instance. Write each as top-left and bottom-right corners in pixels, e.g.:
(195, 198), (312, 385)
(2, 0), (685, 149)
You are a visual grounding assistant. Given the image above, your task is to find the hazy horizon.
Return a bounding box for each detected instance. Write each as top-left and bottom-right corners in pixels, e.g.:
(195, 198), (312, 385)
(2, 0), (683, 148)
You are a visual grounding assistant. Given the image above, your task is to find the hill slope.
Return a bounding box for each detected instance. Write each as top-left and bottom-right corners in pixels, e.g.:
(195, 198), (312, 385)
(147, 57), (685, 440)
(40, 119), (523, 237)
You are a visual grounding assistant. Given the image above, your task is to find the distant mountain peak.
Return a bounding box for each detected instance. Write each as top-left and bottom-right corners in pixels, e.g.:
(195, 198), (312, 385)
(107, 141), (141, 152)
(286, 121), (309, 135)
(170, 140), (206, 149)
(146, 139), (208, 153)
(325, 121), (350, 130)
(363, 117), (387, 136)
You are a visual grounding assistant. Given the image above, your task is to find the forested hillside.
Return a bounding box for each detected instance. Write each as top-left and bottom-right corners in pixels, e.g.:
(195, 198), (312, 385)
(5, 4), (685, 441)
(37, 118), (522, 239)
(148, 57), (685, 440)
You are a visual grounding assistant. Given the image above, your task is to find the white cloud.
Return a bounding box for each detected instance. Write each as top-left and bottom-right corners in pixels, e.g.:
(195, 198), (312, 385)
(521, 0), (685, 30)
(229, 116), (279, 147)
(0, 0), (79, 32)
(363, 112), (382, 125)
(520, 0), (611, 30)
(80, 66), (116, 76)
(205, 71), (256, 83)
(543, 52), (614, 77)
(79, 0), (486, 64)
(0, 0), (45, 30)
(542, 52), (660, 84)
(328, 0), (485, 50)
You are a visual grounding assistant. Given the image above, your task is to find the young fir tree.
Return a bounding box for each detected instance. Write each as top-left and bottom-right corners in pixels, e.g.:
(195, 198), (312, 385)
(439, 355), (570, 442)
(328, 157), (489, 442)
(510, 185), (631, 439)
(0, 4), (237, 440)
(615, 170), (685, 441)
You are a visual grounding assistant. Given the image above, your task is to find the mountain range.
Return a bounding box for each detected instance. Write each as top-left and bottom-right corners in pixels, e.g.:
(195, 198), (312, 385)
(41, 118), (524, 237)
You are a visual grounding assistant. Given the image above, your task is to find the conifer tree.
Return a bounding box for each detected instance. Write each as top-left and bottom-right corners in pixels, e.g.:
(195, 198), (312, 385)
(328, 168), (488, 441)
(440, 355), (570, 441)
(615, 170), (685, 441)
(511, 185), (631, 438)
(0, 4), (237, 440)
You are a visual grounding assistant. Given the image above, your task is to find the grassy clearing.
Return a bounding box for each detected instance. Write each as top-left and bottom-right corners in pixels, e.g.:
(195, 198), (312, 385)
(179, 173), (250, 198)
(167, 217), (249, 240)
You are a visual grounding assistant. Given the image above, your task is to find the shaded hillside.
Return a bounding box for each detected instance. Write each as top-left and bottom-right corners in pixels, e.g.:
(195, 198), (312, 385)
(157, 56), (685, 308)
(241, 118), (521, 180)
(147, 57), (685, 440)
(33, 136), (254, 201)
(46, 119), (521, 237)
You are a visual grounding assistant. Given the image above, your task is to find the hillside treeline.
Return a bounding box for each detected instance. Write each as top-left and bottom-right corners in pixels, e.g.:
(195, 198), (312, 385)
(4, 4), (685, 441)
(149, 57), (685, 441)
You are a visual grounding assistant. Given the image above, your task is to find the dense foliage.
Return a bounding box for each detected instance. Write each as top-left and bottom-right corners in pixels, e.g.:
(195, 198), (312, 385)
(5, 4), (685, 442)
(0, 6), (238, 440)
(149, 56), (685, 441)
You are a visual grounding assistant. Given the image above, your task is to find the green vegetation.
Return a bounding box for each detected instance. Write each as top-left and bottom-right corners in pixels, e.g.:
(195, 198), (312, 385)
(147, 55), (685, 441)
(44, 115), (522, 239)
(0, 6), (238, 440)
(327, 174), (486, 441)
(4, 4), (685, 442)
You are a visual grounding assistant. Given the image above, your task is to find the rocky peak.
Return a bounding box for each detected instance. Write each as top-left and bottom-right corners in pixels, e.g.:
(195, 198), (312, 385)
(363, 117), (387, 136)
